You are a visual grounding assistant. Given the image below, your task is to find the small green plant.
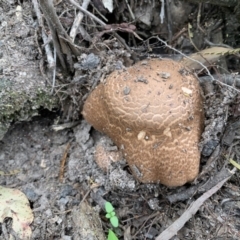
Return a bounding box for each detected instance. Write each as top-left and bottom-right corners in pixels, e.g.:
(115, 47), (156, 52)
(105, 201), (119, 240)
(108, 229), (118, 240)
(105, 201), (119, 227)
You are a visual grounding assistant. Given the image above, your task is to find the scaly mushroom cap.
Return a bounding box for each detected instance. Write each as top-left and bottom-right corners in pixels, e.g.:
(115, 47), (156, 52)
(82, 59), (204, 186)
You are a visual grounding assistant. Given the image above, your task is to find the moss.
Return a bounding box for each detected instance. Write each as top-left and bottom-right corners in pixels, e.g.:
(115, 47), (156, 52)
(0, 83), (59, 139)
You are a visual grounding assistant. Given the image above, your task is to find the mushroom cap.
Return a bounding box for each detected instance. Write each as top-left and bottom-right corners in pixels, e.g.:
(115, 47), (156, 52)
(82, 59), (204, 186)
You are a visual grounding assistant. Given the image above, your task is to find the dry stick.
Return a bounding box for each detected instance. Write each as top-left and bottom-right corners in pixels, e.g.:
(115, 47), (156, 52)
(125, 0), (135, 20)
(39, 0), (80, 70)
(39, 0), (68, 70)
(157, 37), (240, 94)
(204, 38), (233, 50)
(59, 142), (71, 183)
(200, 74), (240, 94)
(167, 166), (232, 203)
(165, 0), (172, 42)
(132, 212), (160, 238)
(70, 0), (91, 41)
(69, 0), (106, 25)
(145, 215), (161, 240)
(32, 0), (56, 94)
(197, 3), (205, 34)
(52, 47), (57, 94)
(32, 0), (55, 69)
(188, 22), (200, 52)
(90, 2), (108, 22)
(159, 0), (165, 24)
(155, 169), (236, 240)
(68, 0), (131, 51)
(156, 36), (214, 81)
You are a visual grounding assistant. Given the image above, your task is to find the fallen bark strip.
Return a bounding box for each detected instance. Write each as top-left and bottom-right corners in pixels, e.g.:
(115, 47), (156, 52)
(156, 168), (235, 240)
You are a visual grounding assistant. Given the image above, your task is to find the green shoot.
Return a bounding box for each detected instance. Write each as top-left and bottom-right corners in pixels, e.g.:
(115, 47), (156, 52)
(108, 229), (118, 240)
(105, 201), (114, 213)
(106, 211), (115, 219)
(110, 216), (119, 228)
(105, 202), (119, 227)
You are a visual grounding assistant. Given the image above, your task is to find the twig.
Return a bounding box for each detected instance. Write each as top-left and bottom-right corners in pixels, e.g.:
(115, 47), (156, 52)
(155, 36), (214, 80)
(39, 0), (80, 72)
(78, 25), (92, 41)
(68, 0), (132, 51)
(125, 0), (135, 20)
(204, 38), (233, 49)
(90, 1), (108, 22)
(145, 215), (161, 240)
(200, 74), (240, 94)
(197, 3), (205, 34)
(79, 182), (100, 206)
(171, 28), (187, 43)
(156, 169), (235, 240)
(70, 0), (91, 41)
(32, 0), (55, 69)
(132, 212), (160, 238)
(59, 142), (71, 182)
(69, 0), (105, 26)
(188, 22), (200, 51)
(167, 167), (233, 203)
(165, 0), (172, 42)
(159, 0), (165, 24)
(39, 0), (68, 71)
(51, 48), (57, 94)
(42, 32), (55, 69)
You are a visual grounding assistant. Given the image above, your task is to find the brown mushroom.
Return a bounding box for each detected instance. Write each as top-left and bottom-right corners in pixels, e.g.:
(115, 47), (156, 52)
(82, 59), (204, 187)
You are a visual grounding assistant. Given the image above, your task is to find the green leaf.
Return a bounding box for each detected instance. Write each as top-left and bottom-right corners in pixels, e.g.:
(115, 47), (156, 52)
(106, 213), (111, 219)
(105, 202), (114, 213)
(110, 211), (116, 217)
(108, 229), (118, 240)
(110, 216), (119, 228)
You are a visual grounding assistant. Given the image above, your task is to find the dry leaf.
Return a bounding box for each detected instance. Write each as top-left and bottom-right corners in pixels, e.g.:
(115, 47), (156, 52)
(0, 186), (34, 240)
(181, 47), (240, 70)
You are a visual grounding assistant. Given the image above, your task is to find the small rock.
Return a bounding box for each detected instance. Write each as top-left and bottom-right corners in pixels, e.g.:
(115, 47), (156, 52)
(202, 139), (219, 157)
(76, 53), (100, 70)
(23, 187), (39, 202)
(59, 185), (77, 198)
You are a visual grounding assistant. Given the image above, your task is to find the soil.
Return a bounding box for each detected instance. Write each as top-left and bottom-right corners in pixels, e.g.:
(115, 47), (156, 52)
(1, 1), (240, 240)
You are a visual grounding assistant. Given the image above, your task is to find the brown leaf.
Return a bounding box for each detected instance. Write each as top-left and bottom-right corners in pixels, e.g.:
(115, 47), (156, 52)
(181, 47), (240, 70)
